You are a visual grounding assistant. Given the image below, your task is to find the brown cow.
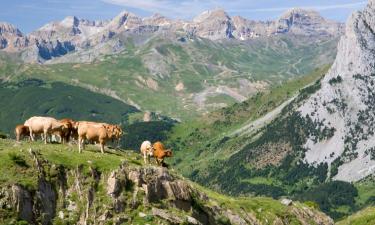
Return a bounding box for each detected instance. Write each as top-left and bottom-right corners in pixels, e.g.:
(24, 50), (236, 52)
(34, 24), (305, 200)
(24, 116), (68, 144)
(77, 121), (116, 154)
(53, 118), (77, 144)
(14, 125), (30, 142)
(152, 141), (173, 166)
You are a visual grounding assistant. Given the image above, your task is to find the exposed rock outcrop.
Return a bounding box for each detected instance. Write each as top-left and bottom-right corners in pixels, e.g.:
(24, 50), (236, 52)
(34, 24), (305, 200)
(0, 148), (334, 225)
(298, 0), (375, 181)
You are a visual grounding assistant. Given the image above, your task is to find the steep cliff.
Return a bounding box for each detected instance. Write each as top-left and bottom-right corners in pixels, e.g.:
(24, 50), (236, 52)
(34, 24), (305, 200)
(0, 139), (333, 224)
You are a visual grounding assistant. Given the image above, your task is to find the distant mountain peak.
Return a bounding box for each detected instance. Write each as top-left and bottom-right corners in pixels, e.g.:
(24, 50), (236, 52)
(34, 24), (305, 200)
(193, 8), (230, 23)
(0, 22), (23, 37)
(0, 7), (344, 61)
(281, 7), (321, 16)
(60, 16), (80, 27)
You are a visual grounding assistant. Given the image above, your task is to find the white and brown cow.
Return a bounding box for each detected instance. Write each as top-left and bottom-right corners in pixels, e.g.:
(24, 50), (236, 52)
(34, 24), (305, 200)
(24, 116), (67, 144)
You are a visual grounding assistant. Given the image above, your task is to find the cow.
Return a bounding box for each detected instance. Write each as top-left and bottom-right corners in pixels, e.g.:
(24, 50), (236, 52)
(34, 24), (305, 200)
(24, 116), (68, 144)
(140, 140), (154, 164)
(14, 125), (30, 142)
(152, 141), (173, 166)
(112, 125), (123, 147)
(76, 121), (116, 154)
(53, 118), (77, 144)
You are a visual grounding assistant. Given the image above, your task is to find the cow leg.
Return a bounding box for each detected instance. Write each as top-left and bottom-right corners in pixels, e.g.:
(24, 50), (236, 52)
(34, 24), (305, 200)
(78, 137), (83, 153)
(29, 130), (34, 142)
(143, 153), (147, 164)
(61, 134), (65, 144)
(100, 142), (105, 154)
(44, 130), (48, 144)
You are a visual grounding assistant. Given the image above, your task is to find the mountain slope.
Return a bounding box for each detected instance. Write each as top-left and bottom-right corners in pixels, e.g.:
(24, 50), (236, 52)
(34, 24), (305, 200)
(167, 0), (375, 220)
(0, 139), (333, 225)
(0, 34), (338, 120)
(337, 207), (375, 225)
(297, 0), (375, 182)
(0, 79), (138, 135)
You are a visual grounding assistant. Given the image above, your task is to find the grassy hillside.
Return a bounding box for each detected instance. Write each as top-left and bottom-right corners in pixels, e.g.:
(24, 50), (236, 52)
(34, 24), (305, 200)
(168, 66), (329, 177)
(336, 207), (375, 225)
(0, 34), (338, 120)
(166, 65), (375, 220)
(0, 139), (333, 224)
(0, 79), (138, 135)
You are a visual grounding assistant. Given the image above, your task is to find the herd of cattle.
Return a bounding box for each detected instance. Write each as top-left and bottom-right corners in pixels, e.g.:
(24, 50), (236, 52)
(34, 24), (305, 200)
(14, 116), (173, 166)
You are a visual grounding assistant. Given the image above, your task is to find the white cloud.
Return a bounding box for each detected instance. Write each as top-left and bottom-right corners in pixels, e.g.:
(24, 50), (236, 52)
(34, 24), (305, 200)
(102, 0), (368, 18)
(234, 1), (368, 13)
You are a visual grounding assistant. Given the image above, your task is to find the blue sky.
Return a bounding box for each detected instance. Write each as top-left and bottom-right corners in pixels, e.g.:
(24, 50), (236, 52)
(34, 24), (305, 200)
(0, 0), (368, 33)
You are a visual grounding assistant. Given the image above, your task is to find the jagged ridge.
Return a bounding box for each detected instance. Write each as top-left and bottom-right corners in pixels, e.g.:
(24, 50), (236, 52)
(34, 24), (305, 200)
(0, 8), (343, 63)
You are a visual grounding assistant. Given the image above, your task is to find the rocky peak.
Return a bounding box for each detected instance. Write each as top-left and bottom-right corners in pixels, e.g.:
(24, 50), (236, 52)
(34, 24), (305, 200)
(193, 8), (230, 23)
(0, 22), (28, 50)
(279, 8), (322, 21)
(273, 7), (343, 36)
(143, 13), (172, 26)
(60, 16), (80, 28)
(191, 9), (234, 40)
(298, 0), (375, 182)
(0, 22), (23, 37)
(109, 11), (141, 30)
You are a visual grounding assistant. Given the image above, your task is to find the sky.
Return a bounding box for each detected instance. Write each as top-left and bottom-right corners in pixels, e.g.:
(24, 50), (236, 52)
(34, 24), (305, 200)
(0, 0), (368, 34)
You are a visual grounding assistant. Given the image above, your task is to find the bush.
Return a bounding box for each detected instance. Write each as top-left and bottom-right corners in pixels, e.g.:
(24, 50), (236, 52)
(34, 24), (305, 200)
(120, 121), (174, 150)
(304, 201), (320, 209)
(296, 181), (358, 219)
(328, 76), (343, 85)
(0, 132), (7, 139)
(8, 153), (28, 168)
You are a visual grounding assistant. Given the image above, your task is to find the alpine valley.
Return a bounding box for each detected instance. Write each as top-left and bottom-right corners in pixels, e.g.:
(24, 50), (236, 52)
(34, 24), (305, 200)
(1, 1), (375, 224)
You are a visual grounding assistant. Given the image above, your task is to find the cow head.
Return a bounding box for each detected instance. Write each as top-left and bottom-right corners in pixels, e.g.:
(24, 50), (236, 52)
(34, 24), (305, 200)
(103, 124), (116, 139)
(165, 149), (173, 157)
(147, 146), (154, 156)
(114, 125), (123, 138)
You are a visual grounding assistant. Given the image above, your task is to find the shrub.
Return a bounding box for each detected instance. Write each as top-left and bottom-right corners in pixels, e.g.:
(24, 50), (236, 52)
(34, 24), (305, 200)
(8, 153), (28, 168)
(328, 76), (343, 85)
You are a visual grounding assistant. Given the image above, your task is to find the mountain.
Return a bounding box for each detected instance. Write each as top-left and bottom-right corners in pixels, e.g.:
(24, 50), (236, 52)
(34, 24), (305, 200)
(166, 0), (375, 219)
(0, 8), (343, 120)
(0, 8), (343, 63)
(0, 79), (139, 135)
(0, 139), (333, 224)
(297, 0), (375, 182)
(0, 22), (29, 51)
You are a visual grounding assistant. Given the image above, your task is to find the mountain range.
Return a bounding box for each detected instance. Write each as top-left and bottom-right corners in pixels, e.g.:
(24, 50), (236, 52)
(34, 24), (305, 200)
(0, 8), (342, 119)
(0, 8), (343, 63)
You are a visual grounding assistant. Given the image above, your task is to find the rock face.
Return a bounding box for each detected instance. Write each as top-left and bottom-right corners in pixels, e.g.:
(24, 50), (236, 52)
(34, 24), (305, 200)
(0, 22), (29, 51)
(273, 8), (344, 36)
(299, 0), (375, 181)
(0, 7), (343, 63)
(0, 148), (334, 225)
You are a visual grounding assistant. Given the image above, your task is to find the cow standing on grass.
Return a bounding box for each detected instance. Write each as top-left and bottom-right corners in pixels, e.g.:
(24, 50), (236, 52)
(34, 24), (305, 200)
(76, 121), (116, 154)
(14, 125), (30, 142)
(152, 141), (173, 166)
(24, 116), (68, 144)
(140, 140), (154, 164)
(53, 118), (77, 144)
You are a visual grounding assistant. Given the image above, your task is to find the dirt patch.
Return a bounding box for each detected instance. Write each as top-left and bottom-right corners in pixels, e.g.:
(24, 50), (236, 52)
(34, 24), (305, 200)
(246, 142), (292, 168)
